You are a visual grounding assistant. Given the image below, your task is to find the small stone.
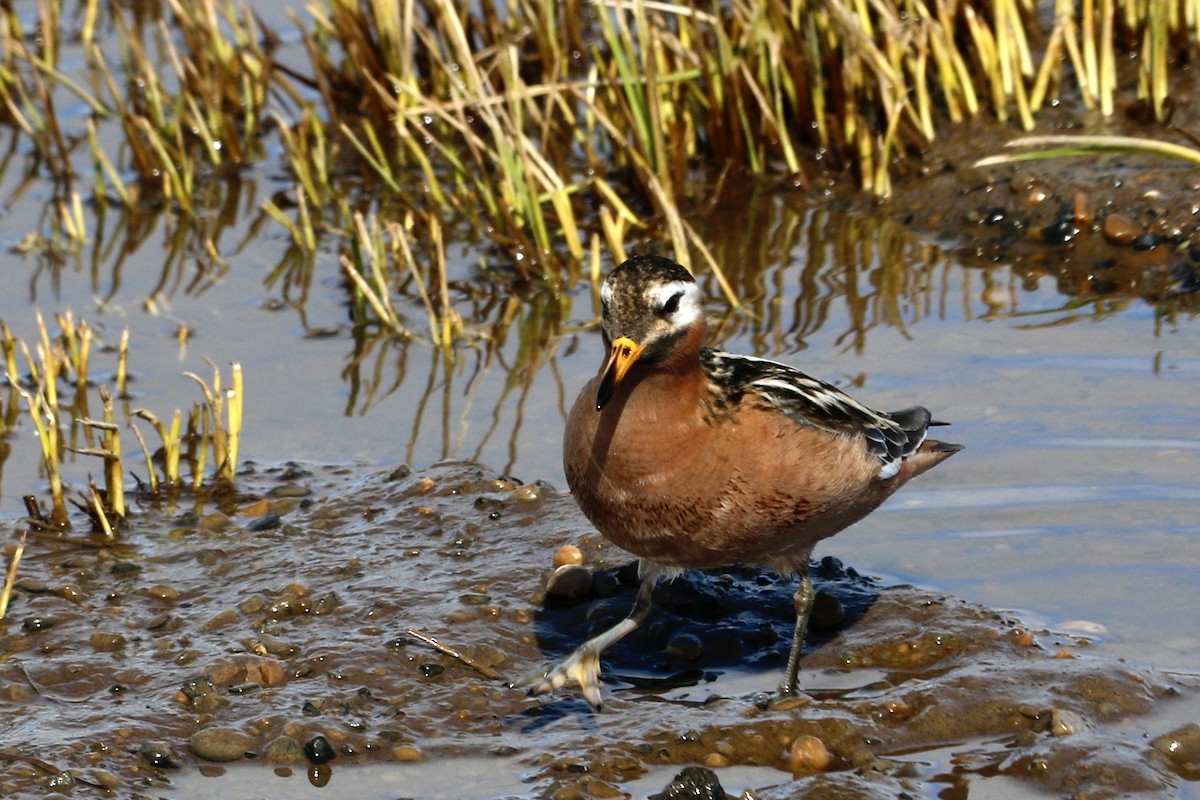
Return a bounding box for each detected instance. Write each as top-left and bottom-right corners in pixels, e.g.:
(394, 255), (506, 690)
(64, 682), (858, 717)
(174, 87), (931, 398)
(545, 564), (592, 603)
(391, 744), (423, 762)
(1040, 218), (1078, 245)
(510, 484), (542, 503)
(1102, 213), (1140, 245)
(652, 766), (725, 800)
(303, 735), (336, 765)
(788, 735), (831, 775)
(54, 584), (84, 603)
(810, 592), (844, 630)
(189, 727), (257, 763)
(139, 742), (181, 769)
(200, 609), (240, 632)
(1151, 722), (1200, 765)
(664, 632), (704, 661)
(147, 585), (179, 602)
(247, 513), (282, 532)
(1050, 708), (1088, 737)
(772, 695), (809, 712)
(264, 736), (304, 765)
(90, 632), (126, 652)
(702, 753), (729, 768)
(553, 544), (584, 567)
(197, 513), (234, 532)
(1131, 231), (1165, 250)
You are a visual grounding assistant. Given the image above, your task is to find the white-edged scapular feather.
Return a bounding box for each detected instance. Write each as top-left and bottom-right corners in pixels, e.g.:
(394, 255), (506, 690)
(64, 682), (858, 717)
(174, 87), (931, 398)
(700, 350), (930, 480)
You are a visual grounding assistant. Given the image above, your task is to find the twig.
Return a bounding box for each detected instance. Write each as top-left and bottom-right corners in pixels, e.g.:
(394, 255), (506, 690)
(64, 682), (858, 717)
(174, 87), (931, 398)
(404, 628), (504, 680)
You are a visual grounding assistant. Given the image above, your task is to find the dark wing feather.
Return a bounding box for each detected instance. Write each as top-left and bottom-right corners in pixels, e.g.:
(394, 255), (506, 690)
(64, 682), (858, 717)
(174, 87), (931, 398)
(700, 349), (930, 479)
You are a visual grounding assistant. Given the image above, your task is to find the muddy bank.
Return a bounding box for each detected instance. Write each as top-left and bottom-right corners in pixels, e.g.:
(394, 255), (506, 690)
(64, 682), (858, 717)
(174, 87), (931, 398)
(0, 461), (1196, 798)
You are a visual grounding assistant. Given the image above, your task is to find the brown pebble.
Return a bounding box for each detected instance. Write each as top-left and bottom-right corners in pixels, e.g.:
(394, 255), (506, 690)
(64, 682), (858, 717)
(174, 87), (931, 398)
(200, 609), (240, 633)
(553, 544), (584, 567)
(244, 658), (287, 688)
(772, 695), (810, 712)
(1015, 631), (1036, 647)
(1103, 213), (1141, 245)
(189, 727), (257, 763)
(584, 781), (623, 799)
(788, 735), (831, 775)
(1053, 649), (1075, 659)
(264, 736), (304, 765)
(1073, 192), (1093, 225)
(55, 584), (84, 603)
(510, 484), (542, 503)
(1050, 708), (1088, 737)
(703, 752), (730, 768)
(197, 513), (233, 532)
(240, 498), (271, 517)
(147, 584), (179, 602)
(408, 477), (436, 496)
(1151, 722), (1200, 765)
(392, 744), (423, 762)
(90, 632), (126, 652)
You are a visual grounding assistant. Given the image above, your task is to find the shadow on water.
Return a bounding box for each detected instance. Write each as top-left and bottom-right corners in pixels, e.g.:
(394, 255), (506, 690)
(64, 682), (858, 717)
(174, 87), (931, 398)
(526, 557), (881, 706)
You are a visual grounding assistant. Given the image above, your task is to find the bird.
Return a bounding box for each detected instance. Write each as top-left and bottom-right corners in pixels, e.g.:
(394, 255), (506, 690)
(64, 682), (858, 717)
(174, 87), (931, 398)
(523, 253), (962, 710)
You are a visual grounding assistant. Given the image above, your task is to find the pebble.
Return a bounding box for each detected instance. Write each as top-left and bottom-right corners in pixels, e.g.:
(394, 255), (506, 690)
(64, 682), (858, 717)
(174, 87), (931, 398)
(89, 632), (126, 652)
(545, 564), (592, 603)
(139, 741), (181, 769)
(1102, 213), (1140, 245)
(553, 544), (584, 567)
(1151, 722), (1200, 766)
(392, 744), (423, 762)
(200, 609), (240, 632)
(189, 727), (258, 762)
(510, 484), (542, 503)
(197, 513), (234, 532)
(810, 592), (844, 630)
(303, 735), (336, 765)
(264, 735), (304, 765)
(653, 766), (726, 800)
(663, 632), (704, 661)
(54, 584), (84, 603)
(1049, 708), (1088, 737)
(1131, 231), (1165, 250)
(788, 735), (831, 775)
(147, 584), (179, 602)
(247, 513), (282, 532)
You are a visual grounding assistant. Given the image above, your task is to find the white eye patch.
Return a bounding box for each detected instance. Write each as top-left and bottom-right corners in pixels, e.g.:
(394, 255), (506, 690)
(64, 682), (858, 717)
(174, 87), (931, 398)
(646, 281), (702, 326)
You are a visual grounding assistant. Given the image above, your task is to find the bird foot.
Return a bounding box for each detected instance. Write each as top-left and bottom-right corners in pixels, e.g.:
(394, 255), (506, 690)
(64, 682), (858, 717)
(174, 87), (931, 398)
(514, 646), (605, 710)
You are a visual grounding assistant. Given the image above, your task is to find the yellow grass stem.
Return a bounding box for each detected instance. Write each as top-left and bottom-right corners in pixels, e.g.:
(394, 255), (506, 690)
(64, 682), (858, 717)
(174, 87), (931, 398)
(0, 532), (27, 620)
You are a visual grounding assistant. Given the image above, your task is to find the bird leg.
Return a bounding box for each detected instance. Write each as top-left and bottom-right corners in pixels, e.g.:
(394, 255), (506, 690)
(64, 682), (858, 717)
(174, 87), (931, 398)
(780, 566), (815, 695)
(519, 563), (659, 710)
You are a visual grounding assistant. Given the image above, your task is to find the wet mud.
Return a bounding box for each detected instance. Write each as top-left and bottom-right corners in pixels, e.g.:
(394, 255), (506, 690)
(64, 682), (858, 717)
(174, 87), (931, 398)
(883, 97), (1200, 318)
(1, 462), (1196, 798)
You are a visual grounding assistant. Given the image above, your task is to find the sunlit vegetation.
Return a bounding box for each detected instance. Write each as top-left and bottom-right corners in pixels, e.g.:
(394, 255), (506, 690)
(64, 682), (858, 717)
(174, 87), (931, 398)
(2, 0), (1198, 340)
(0, 316), (245, 533)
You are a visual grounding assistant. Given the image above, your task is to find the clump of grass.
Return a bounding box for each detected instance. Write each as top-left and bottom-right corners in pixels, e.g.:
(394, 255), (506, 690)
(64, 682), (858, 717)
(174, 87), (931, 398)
(1, 313), (247, 532)
(3, 0), (1199, 349)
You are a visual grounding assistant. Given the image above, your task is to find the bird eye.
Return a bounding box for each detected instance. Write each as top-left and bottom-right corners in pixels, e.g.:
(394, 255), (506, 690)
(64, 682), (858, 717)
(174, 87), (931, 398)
(660, 291), (682, 316)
